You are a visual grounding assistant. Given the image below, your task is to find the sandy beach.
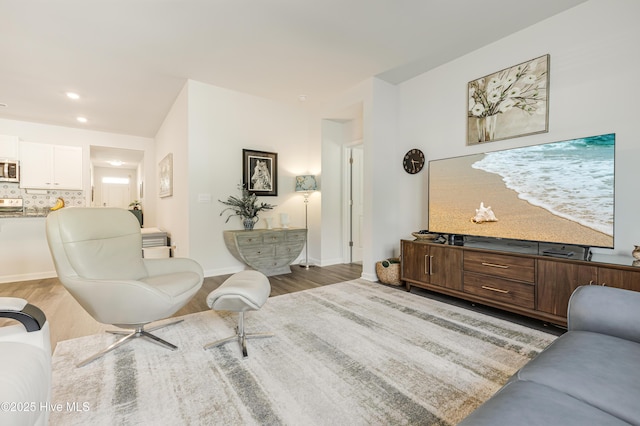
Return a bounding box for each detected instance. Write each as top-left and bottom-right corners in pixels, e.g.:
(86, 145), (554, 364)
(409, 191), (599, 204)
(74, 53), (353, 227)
(428, 154), (613, 248)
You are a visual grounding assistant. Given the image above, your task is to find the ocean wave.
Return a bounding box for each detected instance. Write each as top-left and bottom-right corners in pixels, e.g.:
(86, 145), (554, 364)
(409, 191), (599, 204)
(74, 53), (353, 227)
(472, 135), (614, 236)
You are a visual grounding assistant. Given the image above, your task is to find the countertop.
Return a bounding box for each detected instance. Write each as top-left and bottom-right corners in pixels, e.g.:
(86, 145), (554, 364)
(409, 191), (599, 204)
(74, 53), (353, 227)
(0, 211), (49, 218)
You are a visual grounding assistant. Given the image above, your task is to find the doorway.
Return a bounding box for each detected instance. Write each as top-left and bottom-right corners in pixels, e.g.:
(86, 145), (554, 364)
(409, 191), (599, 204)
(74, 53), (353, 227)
(89, 146), (144, 208)
(101, 177), (132, 208)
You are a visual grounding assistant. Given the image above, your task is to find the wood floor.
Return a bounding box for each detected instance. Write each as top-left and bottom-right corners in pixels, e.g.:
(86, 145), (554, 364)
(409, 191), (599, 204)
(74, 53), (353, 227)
(0, 263), (362, 351)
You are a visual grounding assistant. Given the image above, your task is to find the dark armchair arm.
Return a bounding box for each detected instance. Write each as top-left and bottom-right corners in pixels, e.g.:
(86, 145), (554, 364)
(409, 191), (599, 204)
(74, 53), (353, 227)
(0, 298), (47, 332)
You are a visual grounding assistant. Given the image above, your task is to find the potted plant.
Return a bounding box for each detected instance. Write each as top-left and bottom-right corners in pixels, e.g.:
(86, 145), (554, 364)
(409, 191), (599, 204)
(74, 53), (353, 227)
(129, 200), (142, 210)
(219, 185), (275, 230)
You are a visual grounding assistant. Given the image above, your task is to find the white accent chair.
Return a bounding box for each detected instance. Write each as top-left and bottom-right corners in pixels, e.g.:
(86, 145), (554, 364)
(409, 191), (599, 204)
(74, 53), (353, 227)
(46, 207), (204, 367)
(204, 270), (273, 357)
(0, 297), (51, 426)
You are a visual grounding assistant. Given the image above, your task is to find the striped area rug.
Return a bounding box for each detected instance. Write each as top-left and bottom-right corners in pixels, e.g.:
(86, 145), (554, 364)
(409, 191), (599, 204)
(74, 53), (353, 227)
(50, 280), (556, 425)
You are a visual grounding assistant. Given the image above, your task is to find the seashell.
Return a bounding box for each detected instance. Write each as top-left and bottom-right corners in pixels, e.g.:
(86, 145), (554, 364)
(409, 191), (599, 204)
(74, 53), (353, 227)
(471, 202), (498, 224)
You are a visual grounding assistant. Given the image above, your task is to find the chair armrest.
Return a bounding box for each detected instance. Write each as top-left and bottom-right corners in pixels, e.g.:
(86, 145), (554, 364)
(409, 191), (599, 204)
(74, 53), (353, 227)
(0, 297), (47, 332)
(568, 285), (640, 344)
(143, 257), (204, 280)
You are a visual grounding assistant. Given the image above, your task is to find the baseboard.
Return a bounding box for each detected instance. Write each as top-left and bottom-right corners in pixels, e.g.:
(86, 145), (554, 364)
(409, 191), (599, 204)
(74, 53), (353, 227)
(360, 272), (377, 282)
(203, 266), (245, 278)
(0, 271), (57, 284)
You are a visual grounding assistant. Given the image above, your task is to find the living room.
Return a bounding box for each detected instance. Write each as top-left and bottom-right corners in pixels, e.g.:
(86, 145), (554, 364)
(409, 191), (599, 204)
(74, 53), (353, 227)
(1, 0), (639, 424)
(1, 0), (638, 284)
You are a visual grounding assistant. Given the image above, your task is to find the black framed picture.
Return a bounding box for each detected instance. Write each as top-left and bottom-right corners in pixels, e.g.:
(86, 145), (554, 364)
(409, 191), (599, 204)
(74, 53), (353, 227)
(242, 149), (278, 196)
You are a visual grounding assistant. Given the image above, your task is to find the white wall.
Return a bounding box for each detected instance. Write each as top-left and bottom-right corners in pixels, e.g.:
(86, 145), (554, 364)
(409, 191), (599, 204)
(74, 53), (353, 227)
(320, 78), (400, 280)
(396, 0), (640, 257)
(182, 80), (314, 276)
(0, 118), (155, 282)
(155, 84), (191, 256)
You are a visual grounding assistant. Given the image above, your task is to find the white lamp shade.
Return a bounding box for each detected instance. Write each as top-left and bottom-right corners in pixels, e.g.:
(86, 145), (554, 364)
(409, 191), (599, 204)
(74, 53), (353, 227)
(295, 175), (318, 192)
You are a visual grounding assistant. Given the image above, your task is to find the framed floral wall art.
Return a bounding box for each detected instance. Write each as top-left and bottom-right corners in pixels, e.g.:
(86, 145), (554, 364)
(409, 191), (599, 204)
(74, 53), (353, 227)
(467, 54), (549, 145)
(243, 149), (278, 196)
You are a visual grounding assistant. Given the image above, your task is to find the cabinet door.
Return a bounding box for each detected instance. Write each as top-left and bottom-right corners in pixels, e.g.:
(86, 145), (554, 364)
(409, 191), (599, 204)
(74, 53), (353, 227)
(537, 259), (597, 317)
(0, 135), (19, 159)
(19, 141), (53, 188)
(430, 245), (463, 291)
(53, 145), (83, 189)
(401, 240), (430, 283)
(597, 267), (640, 292)
(401, 241), (462, 290)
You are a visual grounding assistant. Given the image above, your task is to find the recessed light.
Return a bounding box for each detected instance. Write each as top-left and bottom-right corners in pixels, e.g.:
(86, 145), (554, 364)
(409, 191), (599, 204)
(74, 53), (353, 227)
(66, 92), (80, 100)
(298, 95), (307, 102)
(107, 160), (124, 166)
(76, 116), (88, 123)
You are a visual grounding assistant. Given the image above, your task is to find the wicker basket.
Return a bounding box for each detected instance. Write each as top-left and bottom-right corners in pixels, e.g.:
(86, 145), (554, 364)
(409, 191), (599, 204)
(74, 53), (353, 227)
(376, 258), (402, 286)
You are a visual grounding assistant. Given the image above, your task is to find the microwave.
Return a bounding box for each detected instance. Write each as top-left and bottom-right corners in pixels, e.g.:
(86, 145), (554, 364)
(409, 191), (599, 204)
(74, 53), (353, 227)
(0, 160), (19, 182)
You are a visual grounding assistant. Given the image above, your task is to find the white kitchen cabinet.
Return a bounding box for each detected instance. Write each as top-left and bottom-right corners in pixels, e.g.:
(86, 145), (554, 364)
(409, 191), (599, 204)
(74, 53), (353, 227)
(19, 141), (83, 190)
(0, 135), (19, 160)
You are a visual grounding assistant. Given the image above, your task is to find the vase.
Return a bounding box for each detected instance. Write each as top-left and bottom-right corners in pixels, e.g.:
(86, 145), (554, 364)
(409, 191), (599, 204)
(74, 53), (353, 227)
(243, 217), (257, 230)
(476, 114), (498, 143)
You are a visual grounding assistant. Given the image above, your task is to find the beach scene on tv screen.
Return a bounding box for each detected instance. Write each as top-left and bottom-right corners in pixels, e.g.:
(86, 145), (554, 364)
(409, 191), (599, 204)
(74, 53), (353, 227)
(428, 133), (615, 248)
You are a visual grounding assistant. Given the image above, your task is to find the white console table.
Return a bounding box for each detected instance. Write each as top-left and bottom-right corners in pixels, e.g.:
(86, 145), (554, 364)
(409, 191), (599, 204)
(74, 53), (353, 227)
(223, 228), (306, 276)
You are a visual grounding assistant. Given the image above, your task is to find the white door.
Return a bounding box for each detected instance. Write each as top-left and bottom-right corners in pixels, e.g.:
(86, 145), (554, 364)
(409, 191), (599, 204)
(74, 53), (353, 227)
(101, 182), (130, 208)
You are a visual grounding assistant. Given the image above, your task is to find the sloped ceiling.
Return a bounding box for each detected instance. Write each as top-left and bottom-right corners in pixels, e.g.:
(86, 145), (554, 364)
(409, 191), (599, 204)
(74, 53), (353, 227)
(0, 0), (587, 137)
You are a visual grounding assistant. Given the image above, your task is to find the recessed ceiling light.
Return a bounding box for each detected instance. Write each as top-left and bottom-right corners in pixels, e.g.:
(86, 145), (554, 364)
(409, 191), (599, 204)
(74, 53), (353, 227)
(107, 160), (124, 166)
(66, 92), (80, 100)
(76, 116), (88, 123)
(298, 95), (307, 102)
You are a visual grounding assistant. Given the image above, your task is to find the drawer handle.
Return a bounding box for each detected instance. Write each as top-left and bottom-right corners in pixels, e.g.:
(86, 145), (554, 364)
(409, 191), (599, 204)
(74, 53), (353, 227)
(481, 285), (510, 294)
(481, 262), (509, 269)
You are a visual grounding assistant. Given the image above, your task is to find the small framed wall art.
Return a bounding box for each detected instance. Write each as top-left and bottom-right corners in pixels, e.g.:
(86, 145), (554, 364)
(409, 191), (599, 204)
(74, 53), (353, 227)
(467, 54), (550, 145)
(243, 149), (278, 196)
(158, 153), (173, 198)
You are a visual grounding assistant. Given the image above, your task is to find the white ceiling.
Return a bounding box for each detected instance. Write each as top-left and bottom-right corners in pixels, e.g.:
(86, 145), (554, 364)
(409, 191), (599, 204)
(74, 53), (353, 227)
(0, 0), (587, 138)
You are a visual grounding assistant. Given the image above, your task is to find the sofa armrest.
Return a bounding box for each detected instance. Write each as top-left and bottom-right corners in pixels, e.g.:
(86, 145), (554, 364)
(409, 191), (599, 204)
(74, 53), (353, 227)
(568, 285), (640, 344)
(0, 297), (47, 332)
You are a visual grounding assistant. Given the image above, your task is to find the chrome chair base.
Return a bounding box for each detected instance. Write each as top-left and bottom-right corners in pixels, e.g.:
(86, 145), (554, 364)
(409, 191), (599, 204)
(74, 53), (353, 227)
(204, 312), (273, 357)
(77, 319), (184, 367)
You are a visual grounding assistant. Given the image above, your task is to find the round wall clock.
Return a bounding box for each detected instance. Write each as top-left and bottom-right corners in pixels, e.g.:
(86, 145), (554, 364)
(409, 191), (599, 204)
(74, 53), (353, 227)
(403, 149), (425, 174)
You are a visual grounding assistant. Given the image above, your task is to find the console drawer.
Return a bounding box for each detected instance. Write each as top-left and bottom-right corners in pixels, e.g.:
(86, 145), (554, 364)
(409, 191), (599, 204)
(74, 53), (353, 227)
(463, 272), (535, 309)
(464, 251), (535, 283)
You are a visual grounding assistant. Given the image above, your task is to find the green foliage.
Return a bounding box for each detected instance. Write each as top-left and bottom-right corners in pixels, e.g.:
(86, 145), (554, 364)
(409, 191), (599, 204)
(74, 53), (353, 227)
(219, 185), (275, 223)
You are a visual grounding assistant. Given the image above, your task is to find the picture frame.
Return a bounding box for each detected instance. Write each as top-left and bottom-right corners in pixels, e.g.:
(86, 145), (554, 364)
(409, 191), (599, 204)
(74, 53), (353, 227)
(467, 54), (550, 145)
(159, 153), (173, 198)
(243, 149), (277, 196)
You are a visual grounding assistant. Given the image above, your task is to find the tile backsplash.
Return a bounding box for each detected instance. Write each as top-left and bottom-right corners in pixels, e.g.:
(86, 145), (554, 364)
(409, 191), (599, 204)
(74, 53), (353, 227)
(0, 183), (85, 211)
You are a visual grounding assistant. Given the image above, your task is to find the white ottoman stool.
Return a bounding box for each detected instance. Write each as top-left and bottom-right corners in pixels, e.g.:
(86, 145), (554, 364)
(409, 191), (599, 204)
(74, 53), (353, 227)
(204, 270), (273, 357)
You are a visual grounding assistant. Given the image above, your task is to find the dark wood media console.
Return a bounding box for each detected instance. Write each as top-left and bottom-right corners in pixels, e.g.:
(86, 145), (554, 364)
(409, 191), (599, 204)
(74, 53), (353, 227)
(401, 239), (640, 326)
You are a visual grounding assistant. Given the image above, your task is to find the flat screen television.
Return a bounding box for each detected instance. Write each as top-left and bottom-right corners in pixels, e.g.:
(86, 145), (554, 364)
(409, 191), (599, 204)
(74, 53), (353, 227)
(428, 133), (615, 249)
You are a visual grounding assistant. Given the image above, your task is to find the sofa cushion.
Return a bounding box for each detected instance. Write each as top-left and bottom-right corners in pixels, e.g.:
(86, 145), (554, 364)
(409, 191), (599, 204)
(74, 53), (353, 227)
(459, 380), (630, 426)
(515, 330), (640, 424)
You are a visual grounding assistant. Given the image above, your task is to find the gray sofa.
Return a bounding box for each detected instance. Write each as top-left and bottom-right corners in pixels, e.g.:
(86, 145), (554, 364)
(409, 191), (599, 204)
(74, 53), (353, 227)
(459, 285), (640, 426)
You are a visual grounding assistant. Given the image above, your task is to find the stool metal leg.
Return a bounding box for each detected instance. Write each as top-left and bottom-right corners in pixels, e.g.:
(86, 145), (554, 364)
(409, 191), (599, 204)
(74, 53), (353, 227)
(204, 312), (273, 358)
